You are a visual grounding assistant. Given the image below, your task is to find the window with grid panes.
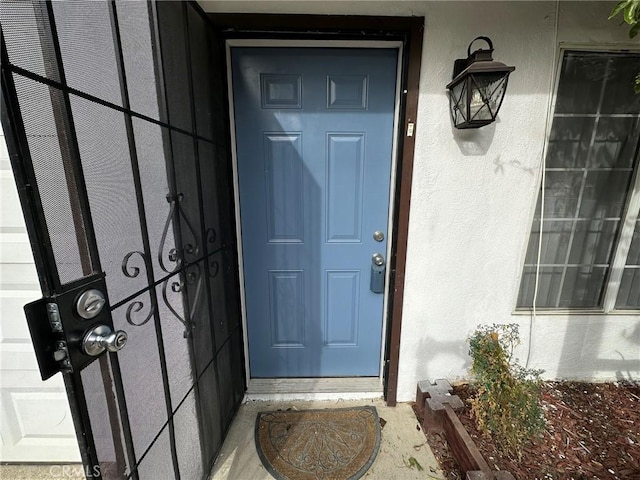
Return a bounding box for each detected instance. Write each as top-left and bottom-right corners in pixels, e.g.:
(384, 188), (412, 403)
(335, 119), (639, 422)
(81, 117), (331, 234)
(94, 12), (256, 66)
(517, 50), (640, 310)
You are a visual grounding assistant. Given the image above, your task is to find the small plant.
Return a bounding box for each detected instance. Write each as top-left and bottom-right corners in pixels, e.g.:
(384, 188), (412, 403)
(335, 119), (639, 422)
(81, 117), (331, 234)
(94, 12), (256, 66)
(609, 0), (640, 93)
(467, 324), (545, 459)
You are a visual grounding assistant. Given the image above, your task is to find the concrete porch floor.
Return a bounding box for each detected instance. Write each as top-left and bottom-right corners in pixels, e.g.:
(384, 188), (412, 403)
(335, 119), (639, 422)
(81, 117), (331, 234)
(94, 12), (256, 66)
(0, 400), (445, 480)
(210, 398), (446, 480)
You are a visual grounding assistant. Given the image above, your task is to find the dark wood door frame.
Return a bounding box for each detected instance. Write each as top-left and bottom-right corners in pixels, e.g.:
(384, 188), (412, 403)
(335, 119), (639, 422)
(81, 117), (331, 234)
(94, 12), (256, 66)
(207, 13), (423, 406)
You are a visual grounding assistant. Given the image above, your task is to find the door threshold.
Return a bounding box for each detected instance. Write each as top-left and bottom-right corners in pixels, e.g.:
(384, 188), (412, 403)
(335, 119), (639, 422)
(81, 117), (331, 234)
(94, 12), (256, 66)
(245, 377), (383, 401)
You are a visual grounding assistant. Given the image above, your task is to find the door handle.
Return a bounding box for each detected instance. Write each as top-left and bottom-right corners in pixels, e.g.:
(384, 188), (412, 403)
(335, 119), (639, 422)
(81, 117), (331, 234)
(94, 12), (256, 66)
(370, 253), (385, 294)
(83, 325), (128, 356)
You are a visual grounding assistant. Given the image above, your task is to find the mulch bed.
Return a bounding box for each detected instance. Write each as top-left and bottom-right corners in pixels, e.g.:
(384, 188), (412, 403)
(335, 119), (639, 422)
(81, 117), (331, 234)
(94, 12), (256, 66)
(416, 382), (640, 480)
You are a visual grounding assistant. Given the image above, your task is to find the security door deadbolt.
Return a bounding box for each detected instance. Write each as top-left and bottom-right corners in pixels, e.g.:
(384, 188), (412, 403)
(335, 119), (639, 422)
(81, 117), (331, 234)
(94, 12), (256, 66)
(82, 325), (128, 356)
(373, 231), (385, 242)
(76, 289), (106, 320)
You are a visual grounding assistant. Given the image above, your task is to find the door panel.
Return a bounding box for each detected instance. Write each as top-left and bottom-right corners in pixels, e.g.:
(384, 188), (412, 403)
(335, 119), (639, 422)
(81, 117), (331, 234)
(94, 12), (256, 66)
(0, 1), (244, 478)
(233, 47), (397, 377)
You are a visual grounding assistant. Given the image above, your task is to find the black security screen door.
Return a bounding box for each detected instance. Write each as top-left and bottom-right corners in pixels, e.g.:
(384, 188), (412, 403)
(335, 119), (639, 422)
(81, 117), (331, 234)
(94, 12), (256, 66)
(0, 1), (244, 479)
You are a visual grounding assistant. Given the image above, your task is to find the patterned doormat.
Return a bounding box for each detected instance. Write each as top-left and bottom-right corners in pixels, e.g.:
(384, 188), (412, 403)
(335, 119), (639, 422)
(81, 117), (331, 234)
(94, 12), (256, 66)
(255, 406), (381, 480)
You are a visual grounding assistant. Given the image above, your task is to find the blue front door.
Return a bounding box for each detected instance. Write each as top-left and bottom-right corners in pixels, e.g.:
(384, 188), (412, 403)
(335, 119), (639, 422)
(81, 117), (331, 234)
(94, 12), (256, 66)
(232, 47), (397, 377)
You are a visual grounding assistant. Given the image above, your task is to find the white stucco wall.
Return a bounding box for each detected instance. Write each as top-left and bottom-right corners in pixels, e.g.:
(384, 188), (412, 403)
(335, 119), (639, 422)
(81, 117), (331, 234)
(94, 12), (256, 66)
(202, 1), (640, 401)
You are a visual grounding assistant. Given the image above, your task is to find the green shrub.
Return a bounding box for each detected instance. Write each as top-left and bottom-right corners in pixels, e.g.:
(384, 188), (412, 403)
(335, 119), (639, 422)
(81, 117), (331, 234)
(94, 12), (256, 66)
(467, 324), (545, 459)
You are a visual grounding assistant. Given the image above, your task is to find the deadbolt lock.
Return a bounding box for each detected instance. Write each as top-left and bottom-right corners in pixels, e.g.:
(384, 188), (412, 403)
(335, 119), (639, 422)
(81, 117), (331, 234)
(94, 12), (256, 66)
(370, 253), (386, 294)
(76, 289), (106, 320)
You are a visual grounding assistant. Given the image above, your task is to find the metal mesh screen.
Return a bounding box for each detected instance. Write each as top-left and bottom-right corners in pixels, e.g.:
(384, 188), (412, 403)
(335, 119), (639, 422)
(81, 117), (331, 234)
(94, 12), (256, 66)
(196, 363), (222, 463)
(131, 118), (174, 281)
(216, 330), (245, 428)
(12, 75), (87, 283)
(112, 292), (167, 458)
(199, 141), (222, 251)
(115, 1), (160, 121)
(173, 390), (205, 480)
(209, 249), (232, 351)
(0, 1), (58, 81)
(155, 279), (195, 406)
(171, 131), (203, 255)
(69, 94), (148, 304)
(216, 147), (237, 246)
(188, 263), (216, 377)
(2, 1), (244, 478)
(156, 2), (193, 131)
(187, 6), (215, 141)
(51, 0), (122, 106)
(81, 359), (130, 480)
(135, 427), (173, 479)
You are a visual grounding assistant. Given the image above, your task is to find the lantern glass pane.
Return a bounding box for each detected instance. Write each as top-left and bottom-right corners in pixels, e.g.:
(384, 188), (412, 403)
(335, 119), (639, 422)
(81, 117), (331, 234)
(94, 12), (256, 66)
(469, 73), (509, 121)
(450, 80), (467, 125)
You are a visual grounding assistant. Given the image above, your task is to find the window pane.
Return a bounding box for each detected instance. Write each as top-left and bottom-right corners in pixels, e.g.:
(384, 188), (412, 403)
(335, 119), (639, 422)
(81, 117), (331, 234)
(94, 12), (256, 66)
(518, 51), (640, 309)
(579, 170), (633, 218)
(589, 117), (640, 169)
(543, 171), (583, 218)
(616, 220), (640, 309)
(518, 267), (564, 308)
(616, 270), (640, 309)
(625, 220), (640, 265)
(558, 266), (607, 308)
(524, 220), (572, 264)
(568, 220), (618, 265)
(555, 53), (607, 114)
(547, 117), (594, 168)
(601, 55), (640, 114)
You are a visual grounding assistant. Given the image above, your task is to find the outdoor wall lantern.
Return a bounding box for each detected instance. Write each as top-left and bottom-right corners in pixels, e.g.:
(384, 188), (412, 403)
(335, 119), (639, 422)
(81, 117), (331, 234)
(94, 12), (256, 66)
(446, 36), (515, 129)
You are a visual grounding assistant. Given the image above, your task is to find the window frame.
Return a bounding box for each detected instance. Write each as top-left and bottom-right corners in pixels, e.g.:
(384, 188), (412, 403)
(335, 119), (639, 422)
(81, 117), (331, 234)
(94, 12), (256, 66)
(515, 45), (640, 315)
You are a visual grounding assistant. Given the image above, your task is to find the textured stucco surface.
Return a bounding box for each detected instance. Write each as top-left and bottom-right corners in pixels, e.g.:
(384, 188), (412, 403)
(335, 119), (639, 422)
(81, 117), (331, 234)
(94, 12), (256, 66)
(203, 1), (640, 401)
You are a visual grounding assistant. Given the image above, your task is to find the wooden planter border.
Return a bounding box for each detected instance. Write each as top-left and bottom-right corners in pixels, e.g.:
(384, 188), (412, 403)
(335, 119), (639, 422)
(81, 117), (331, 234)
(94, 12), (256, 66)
(416, 380), (515, 480)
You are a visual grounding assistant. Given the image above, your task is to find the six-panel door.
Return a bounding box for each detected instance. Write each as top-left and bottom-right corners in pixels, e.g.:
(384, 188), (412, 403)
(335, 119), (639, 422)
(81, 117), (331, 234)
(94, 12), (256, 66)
(232, 47), (398, 377)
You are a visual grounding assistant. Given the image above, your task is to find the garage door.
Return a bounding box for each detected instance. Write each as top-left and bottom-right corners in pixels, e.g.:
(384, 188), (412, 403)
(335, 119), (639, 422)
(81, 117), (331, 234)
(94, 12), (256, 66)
(0, 129), (80, 462)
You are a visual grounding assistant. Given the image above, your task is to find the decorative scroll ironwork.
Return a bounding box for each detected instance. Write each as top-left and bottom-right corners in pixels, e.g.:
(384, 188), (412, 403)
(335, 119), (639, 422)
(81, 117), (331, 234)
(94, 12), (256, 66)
(206, 227), (217, 246)
(120, 192), (216, 336)
(205, 228), (219, 278)
(208, 261), (219, 279)
(125, 300), (154, 327)
(161, 274), (195, 338)
(122, 250), (146, 278)
(158, 193), (201, 273)
(121, 251), (155, 326)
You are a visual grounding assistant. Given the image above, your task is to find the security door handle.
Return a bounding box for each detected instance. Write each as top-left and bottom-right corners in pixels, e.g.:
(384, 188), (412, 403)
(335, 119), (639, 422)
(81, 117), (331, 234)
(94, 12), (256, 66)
(83, 325), (128, 356)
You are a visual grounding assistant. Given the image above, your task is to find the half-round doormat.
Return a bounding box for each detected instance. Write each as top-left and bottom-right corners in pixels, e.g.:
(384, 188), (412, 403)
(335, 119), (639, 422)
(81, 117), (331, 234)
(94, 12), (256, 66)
(255, 406), (381, 480)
